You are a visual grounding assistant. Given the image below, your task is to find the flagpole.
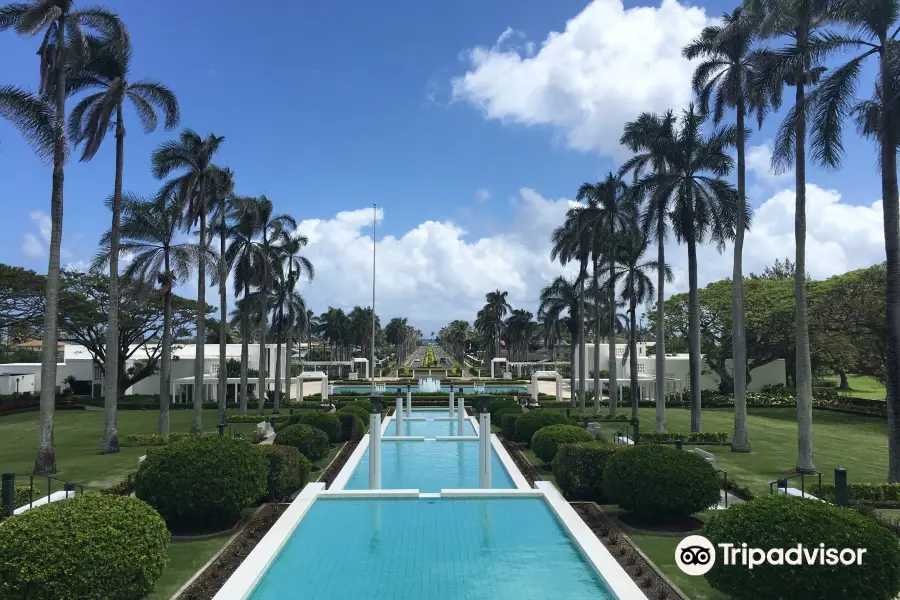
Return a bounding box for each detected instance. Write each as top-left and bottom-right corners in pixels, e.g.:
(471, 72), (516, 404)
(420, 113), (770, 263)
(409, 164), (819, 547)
(371, 203), (376, 395)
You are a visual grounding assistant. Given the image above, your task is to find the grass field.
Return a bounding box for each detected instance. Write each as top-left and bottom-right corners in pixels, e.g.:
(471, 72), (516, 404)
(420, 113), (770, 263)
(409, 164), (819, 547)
(148, 534), (232, 600)
(819, 374), (886, 400)
(0, 408), (296, 489)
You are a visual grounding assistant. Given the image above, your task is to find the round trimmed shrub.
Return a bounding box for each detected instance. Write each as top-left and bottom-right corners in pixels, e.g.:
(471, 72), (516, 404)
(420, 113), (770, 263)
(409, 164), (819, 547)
(702, 495), (900, 600)
(352, 399), (373, 414)
(337, 404), (371, 425)
(553, 442), (619, 501)
(514, 410), (569, 445)
(135, 435), (267, 533)
(488, 397), (518, 417)
(500, 412), (520, 440)
(603, 444), (720, 522)
(335, 411), (365, 441)
(295, 412), (342, 443)
(257, 445), (311, 502)
(0, 494), (169, 600)
(492, 404), (523, 426)
(531, 424), (594, 463)
(275, 424), (330, 461)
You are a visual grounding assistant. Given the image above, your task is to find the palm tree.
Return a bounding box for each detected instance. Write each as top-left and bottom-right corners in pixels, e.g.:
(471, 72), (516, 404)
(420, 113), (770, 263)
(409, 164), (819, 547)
(551, 200), (594, 411)
(208, 169), (234, 425)
(92, 192), (208, 434)
(539, 276), (584, 403)
(806, 0), (900, 481)
(683, 7), (775, 452)
(0, 85), (54, 157)
(2, 0), (123, 474)
(612, 215), (671, 420)
(151, 129), (224, 432)
(67, 32), (179, 454)
(483, 290), (511, 361)
(278, 232), (314, 407)
(619, 110), (677, 432)
(630, 105), (744, 432)
(577, 173), (631, 417)
(746, 0), (836, 473)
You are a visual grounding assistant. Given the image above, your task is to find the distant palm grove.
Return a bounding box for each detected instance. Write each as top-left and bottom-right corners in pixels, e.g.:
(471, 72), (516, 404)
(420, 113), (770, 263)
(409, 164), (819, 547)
(2, 0), (900, 485)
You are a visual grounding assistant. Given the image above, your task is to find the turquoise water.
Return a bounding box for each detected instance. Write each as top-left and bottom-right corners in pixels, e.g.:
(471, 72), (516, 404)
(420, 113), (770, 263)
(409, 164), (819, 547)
(334, 385), (527, 394)
(345, 440), (514, 491)
(248, 497), (615, 600)
(389, 417), (477, 437)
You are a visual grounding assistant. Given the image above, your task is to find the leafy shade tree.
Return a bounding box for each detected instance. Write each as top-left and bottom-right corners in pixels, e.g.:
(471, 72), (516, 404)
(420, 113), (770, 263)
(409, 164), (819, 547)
(620, 110), (677, 432)
(68, 32), (179, 454)
(151, 129), (224, 432)
(683, 7), (774, 452)
(631, 105), (743, 432)
(745, 0), (836, 473)
(613, 216), (670, 420)
(92, 193), (210, 433)
(1, 0), (124, 474)
(0, 85), (54, 157)
(0, 264), (46, 330)
(276, 232), (313, 407)
(577, 173), (631, 416)
(539, 276), (584, 404)
(807, 1), (900, 480)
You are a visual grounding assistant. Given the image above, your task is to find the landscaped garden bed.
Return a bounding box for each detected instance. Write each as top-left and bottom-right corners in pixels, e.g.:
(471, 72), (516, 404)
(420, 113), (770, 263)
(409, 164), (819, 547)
(320, 441), (358, 487)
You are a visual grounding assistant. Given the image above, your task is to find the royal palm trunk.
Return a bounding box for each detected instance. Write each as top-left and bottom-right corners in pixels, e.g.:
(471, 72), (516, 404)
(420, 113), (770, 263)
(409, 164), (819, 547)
(101, 102), (125, 455)
(608, 252), (618, 419)
(686, 190), (702, 433)
(240, 286), (249, 414)
(578, 277), (587, 412)
(159, 274), (172, 435)
(732, 101), (750, 453)
(218, 213), (227, 425)
(34, 15), (68, 475)
(192, 189), (207, 433)
(273, 337), (282, 413)
(630, 298), (639, 421)
(258, 267), (268, 415)
(655, 210), (667, 432)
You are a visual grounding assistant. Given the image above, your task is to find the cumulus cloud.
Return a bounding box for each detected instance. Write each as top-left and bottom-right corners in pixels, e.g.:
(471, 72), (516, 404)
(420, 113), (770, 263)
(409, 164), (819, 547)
(275, 183), (884, 333)
(22, 233), (43, 257)
(450, 0), (712, 158)
(475, 188), (491, 202)
(20, 210), (82, 264)
(746, 140), (794, 185)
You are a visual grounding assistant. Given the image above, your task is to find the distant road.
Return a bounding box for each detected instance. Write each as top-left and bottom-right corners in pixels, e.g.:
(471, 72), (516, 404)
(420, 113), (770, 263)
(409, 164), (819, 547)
(403, 344), (456, 368)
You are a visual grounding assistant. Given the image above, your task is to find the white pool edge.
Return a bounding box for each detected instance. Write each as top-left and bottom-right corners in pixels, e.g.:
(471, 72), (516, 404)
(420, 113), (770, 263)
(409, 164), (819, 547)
(536, 481), (648, 600)
(212, 482), (325, 600)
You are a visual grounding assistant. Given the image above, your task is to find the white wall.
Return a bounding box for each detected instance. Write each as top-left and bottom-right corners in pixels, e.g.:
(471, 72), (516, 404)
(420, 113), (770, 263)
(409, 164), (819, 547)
(0, 373), (35, 395)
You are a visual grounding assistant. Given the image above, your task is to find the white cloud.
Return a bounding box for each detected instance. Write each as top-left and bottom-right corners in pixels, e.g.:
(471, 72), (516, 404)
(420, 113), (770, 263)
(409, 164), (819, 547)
(450, 0), (712, 158)
(746, 140), (794, 185)
(30, 211), (51, 242)
(475, 188), (491, 202)
(22, 233), (43, 257)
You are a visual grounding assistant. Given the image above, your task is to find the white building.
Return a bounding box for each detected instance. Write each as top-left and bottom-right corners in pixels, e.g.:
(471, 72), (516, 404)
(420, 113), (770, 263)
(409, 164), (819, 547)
(572, 342), (785, 393)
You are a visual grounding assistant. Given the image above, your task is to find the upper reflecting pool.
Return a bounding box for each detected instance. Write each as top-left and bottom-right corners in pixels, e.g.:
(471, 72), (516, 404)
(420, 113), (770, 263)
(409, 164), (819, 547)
(333, 385), (528, 395)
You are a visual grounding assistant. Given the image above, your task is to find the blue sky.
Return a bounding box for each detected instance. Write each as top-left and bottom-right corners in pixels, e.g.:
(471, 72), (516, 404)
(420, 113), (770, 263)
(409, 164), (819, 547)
(0, 0), (889, 333)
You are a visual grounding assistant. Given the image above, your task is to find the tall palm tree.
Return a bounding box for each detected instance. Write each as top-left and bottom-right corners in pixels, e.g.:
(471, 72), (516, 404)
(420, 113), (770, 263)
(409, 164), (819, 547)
(620, 110), (677, 432)
(746, 0), (835, 473)
(807, 0), (900, 481)
(2, 0), (123, 474)
(92, 192), (208, 434)
(612, 215), (671, 420)
(552, 199), (594, 411)
(0, 85), (54, 157)
(278, 232), (313, 407)
(683, 7), (775, 452)
(208, 169), (234, 425)
(67, 32), (179, 454)
(151, 129), (224, 432)
(539, 276), (584, 403)
(483, 290), (511, 361)
(577, 173), (631, 417)
(250, 196), (295, 414)
(631, 105), (744, 432)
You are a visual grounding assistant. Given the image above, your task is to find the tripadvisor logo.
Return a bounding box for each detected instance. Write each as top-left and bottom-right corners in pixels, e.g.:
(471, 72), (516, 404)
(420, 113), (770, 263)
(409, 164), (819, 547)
(675, 535), (867, 576)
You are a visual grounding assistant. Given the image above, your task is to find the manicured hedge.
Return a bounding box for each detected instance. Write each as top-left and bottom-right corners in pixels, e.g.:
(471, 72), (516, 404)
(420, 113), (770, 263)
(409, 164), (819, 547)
(336, 411), (365, 441)
(275, 424), (330, 461)
(531, 424), (594, 463)
(552, 442), (619, 501)
(492, 404), (522, 426)
(120, 432), (217, 447)
(639, 431), (729, 445)
(500, 413), (520, 440)
(488, 397), (518, 415)
(257, 445), (311, 502)
(226, 413), (290, 424)
(0, 494), (169, 600)
(135, 435), (267, 533)
(702, 495), (900, 600)
(603, 444), (720, 523)
(0, 485), (34, 518)
(816, 482), (900, 504)
(337, 404), (371, 425)
(514, 410), (569, 445)
(293, 412), (342, 443)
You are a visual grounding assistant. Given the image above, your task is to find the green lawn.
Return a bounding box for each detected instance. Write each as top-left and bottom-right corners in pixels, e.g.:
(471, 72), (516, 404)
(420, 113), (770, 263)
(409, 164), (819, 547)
(148, 534), (232, 600)
(627, 531), (727, 600)
(592, 407), (888, 497)
(819, 374), (886, 400)
(0, 409), (269, 489)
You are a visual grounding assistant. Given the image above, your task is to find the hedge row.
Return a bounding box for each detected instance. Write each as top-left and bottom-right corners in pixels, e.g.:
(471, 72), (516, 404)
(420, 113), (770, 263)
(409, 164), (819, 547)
(816, 482), (900, 505)
(274, 424), (330, 461)
(256, 445), (311, 502)
(120, 432), (219, 447)
(639, 431), (730, 445)
(531, 424), (593, 463)
(0, 485), (34, 518)
(552, 442), (621, 502)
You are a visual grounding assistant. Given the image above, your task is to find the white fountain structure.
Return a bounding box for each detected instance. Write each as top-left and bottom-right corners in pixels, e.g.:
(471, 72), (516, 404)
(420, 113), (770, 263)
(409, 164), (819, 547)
(418, 377), (442, 393)
(473, 383), (486, 394)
